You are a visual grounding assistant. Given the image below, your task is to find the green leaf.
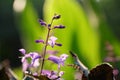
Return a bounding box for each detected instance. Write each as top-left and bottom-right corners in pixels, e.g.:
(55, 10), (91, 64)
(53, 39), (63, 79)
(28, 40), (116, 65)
(17, 0), (45, 52)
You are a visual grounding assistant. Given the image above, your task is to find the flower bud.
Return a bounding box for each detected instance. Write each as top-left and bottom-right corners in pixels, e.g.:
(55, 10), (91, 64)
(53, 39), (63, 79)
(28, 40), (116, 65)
(39, 19), (47, 26)
(53, 14), (61, 19)
(55, 43), (62, 46)
(54, 25), (65, 29)
(35, 40), (44, 43)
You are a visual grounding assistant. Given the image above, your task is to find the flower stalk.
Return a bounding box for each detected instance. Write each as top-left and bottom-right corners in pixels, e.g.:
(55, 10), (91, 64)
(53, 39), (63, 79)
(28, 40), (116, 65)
(39, 23), (51, 75)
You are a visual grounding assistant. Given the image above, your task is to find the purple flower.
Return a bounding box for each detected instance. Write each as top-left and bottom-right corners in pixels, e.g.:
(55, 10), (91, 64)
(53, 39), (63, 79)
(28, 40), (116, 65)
(19, 49), (41, 71)
(29, 52), (41, 67)
(41, 70), (63, 80)
(48, 54), (68, 69)
(48, 36), (57, 48)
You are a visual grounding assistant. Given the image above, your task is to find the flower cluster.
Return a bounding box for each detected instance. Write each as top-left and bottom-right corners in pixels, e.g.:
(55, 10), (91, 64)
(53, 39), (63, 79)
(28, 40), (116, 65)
(19, 14), (68, 80)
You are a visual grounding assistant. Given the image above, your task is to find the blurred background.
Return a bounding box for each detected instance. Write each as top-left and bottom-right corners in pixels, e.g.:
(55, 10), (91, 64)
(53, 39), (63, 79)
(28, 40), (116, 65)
(0, 0), (120, 79)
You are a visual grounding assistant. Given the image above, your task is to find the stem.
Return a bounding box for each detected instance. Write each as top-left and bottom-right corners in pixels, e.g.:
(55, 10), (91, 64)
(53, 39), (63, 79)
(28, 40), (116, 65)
(39, 19), (54, 75)
(40, 29), (50, 75)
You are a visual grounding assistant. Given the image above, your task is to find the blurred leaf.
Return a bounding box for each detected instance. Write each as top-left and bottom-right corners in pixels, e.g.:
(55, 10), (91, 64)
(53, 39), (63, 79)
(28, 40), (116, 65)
(17, 0), (45, 52)
(89, 0), (120, 57)
(13, 67), (23, 80)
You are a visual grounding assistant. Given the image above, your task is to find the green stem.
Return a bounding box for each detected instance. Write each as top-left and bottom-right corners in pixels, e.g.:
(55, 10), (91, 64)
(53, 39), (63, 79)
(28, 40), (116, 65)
(39, 19), (54, 75)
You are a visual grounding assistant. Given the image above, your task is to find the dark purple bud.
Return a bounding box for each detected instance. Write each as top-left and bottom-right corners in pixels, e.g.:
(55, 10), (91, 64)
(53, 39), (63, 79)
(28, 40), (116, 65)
(39, 19), (47, 26)
(53, 14), (61, 19)
(48, 24), (51, 27)
(35, 40), (44, 43)
(48, 24), (51, 29)
(54, 25), (65, 29)
(55, 43), (62, 46)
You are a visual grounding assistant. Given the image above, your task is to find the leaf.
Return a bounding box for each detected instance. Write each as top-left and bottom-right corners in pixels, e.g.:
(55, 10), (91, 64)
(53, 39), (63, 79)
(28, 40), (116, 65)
(17, 0), (45, 52)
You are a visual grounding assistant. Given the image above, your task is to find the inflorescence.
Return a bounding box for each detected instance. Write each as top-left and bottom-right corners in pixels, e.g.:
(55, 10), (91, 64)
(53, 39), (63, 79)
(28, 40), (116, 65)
(19, 14), (68, 80)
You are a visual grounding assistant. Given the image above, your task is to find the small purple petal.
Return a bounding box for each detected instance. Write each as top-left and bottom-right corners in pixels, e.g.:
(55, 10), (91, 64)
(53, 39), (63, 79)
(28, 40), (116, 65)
(35, 40), (44, 43)
(48, 55), (60, 64)
(22, 59), (29, 72)
(29, 52), (41, 67)
(48, 36), (57, 48)
(41, 70), (58, 79)
(29, 52), (41, 59)
(60, 54), (68, 61)
(32, 58), (40, 67)
(19, 48), (26, 55)
(48, 54), (68, 68)
(21, 57), (26, 63)
(21, 54), (31, 62)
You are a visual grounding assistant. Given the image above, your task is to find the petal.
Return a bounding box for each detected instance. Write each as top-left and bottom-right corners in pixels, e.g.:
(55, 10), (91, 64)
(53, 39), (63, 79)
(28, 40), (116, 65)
(21, 56), (26, 62)
(22, 60), (29, 72)
(59, 71), (64, 77)
(48, 36), (57, 47)
(32, 58), (40, 67)
(29, 52), (41, 59)
(29, 52), (41, 67)
(60, 54), (69, 61)
(19, 48), (26, 55)
(48, 55), (60, 64)
(50, 36), (57, 41)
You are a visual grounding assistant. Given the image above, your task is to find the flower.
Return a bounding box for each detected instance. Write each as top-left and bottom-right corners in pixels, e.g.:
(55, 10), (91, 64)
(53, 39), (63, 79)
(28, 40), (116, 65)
(48, 36), (57, 48)
(29, 52), (41, 67)
(48, 54), (68, 69)
(19, 49), (41, 71)
(41, 70), (63, 80)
